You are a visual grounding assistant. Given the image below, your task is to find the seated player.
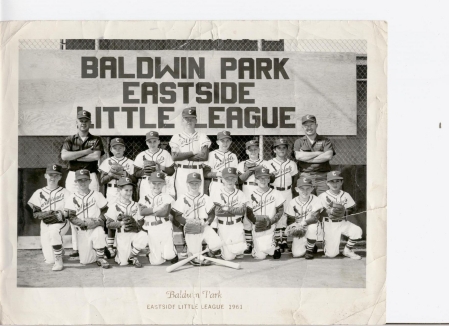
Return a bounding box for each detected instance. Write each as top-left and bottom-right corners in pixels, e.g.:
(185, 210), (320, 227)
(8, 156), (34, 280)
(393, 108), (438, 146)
(27, 164), (71, 271)
(318, 171), (363, 260)
(285, 177), (323, 259)
(105, 177), (146, 268)
(246, 166), (285, 260)
(138, 171), (178, 265)
(211, 167), (247, 261)
(237, 139), (269, 254)
(171, 172), (222, 266)
(63, 169), (110, 268)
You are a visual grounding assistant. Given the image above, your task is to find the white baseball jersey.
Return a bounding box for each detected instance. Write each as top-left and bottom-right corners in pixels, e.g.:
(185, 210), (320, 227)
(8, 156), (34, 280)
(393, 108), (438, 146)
(285, 195), (323, 223)
(266, 158), (298, 189)
(138, 192), (174, 230)
(248, 188), (285, 217)
(169, 132), (211, 166)
(28, 186), (70, 212)
(205, 150), (238, 173)
(99, 156), (135, 184)
(64, 190), (108, 220)
(172, 193), (215, 221)
(211, 187), (249, 218)
(134, 149), (174, 170)
(106, 200), (142, 232)
(237, 159), (269, 184)
(318, 190), (356, 209)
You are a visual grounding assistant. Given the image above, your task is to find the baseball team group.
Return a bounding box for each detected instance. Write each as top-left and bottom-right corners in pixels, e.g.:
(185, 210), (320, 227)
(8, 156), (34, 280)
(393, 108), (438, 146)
(27, 107), (363, 272)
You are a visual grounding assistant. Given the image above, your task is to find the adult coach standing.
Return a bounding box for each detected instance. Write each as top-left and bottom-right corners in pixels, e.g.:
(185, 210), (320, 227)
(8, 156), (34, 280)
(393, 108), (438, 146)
(294, 115), (335, 196)
(60, 109), (104, 258)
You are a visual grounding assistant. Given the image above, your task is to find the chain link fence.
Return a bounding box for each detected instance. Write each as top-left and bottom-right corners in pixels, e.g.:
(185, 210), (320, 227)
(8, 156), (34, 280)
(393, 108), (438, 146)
(19, 39), (366, 168)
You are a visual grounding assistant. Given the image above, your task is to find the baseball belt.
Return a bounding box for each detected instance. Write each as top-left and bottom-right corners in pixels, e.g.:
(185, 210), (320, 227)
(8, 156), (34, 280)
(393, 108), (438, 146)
(243, 182), (257, 186)
(270, 185), (292, 191)
(107, 184), (117, 188)
(149, 217), (170, 226)
(218, 217), (243, 225)
(211, 178), (222, 183)
(323, 217), (345, 223)
(177, 164), (199, 169)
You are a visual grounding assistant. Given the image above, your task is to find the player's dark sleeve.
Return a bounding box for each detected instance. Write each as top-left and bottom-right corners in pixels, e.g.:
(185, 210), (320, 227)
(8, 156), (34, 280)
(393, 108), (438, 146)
(127, 173), (138, 184)
(100, 170), (114, 185)
(139, 204), (154, 216)
(66, 209), (86, 228)
(269, 173), (276, 184)
(171, 208), (186, 226)
(286, 213), (296, 226)
(162, 164), (175, 176)
(203, 165), (217, 179)
(346, 205), (356, 216)
(172, 151), (195, 161)
(239, 169), (253, 183)
(205, 207), (215, 225)
(291, 173), (299, 197)
(246, 207), (256, 223)
(323, 138), (336, 156)
(30, 205), (54, 220)
(134, 166), (145, 178)
(106, 217), (122, 229)
(62, 135), (73, 151)
(93, 136), (105, 156)
(271, 205), (284, 225)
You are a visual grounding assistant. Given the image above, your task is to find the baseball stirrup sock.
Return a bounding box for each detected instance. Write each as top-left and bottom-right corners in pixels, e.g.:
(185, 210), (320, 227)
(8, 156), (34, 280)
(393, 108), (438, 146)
(306, 239), (316, 251)
(280, 227), (286, 242)
(275, 228), (282, 244)
(107, 238), (115, 249)
(346, 238), (359, 250)
(53, 245), (63, 258)
(129, 243), (140, 258)
(95, 248), (105, 259)
(244, 230), (253, 245)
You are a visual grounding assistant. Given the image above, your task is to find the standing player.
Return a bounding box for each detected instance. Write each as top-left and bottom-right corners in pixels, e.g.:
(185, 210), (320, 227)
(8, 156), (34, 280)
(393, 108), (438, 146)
(294, 114), (335, 196)
(237, 139), (268, 254)
(246, 166), (285, 260)
(63, 169), (110, 268)
(266, 138), (299, 252)
(285, 177), (322, 259)
(211, 167), (247, 261)
(169, 108), (211, 199)
(138, 171), (178, 265)
(134, 131), (175, 199)
(61, 109), (104, 259)
(170, 172), (222, 266)
(27, 164), (70, 271)
(318, 171), (363, 259)
(105, 177), (145, 268)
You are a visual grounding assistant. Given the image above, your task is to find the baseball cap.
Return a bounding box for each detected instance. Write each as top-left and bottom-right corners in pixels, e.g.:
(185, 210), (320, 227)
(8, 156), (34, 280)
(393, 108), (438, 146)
(110, 138), (125, 147)
(117, 177), (135, 187)
(246, 139), (259, 149)
(222, 167), (238, 178)
(301, 114), (316, 124)
(272, 138), (289, 148)
(186, 172), (202, 183)
(46, 163), (62, 174)
(254, 166), (271, 178)
(297, 177), (313, 187)
(327, 171), (344, 181)
(146, 131), (159, 140)
(149, 171), (166, 182)
(182, 107), (197, 118)
(77, 109), (91, 120)
(217, 131), (232, 140)
(75, 169), (91, 181)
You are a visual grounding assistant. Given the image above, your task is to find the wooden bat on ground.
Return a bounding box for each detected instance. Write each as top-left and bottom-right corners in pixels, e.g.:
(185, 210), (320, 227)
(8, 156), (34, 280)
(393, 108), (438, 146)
(201, 256), (241, 270)
(166, 249), (208, 273)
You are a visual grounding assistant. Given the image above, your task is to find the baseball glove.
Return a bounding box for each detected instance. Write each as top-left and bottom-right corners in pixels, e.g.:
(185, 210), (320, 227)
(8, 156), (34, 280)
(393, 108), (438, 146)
(327, 202), (345, 220)
(143, 158), (157, 175)
(42, 211), (64, 225)
(285, 223), (307, 239)
(184, 219), (204, 234)
(254, 215), (271, 232)
(108, 161), (124, 179)
(122, 215), (139, 233)
(244, 161), (257, 172)
(214, 203), (233, 217)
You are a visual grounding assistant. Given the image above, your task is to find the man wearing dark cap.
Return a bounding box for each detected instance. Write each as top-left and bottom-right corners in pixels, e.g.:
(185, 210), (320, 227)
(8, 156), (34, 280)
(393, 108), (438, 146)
(61, 109), (104, 259)
(169, 108), (211, 199)
(134, 131), (175, 199)
(27, 164), (71, 271)
(294, 114), (336, 196)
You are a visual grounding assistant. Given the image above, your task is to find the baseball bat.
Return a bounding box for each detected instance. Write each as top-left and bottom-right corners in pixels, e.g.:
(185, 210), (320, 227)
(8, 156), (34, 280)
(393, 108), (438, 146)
(165, 249), (208, 273)
(201, 256), (241, 270)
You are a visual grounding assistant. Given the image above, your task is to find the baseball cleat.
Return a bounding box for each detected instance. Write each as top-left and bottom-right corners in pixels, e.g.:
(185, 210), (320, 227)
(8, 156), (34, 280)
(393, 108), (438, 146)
(96, 258), (111, 269)
(244, 244), (253, 255)
(313, 244), (318, 254)
(69, 250), (79, 260)
(273, 248), (282, 259)
(52, 256), (64, 271)
(128, 256), (143, 268)
(179, 245), (188, 259)
(104, 247), (116, 259)
(189, 257), (202, 266)
(343, 247), (362, 260)
(280, 241), (289, 252)
(209, 249), (221, 258)
(305, 251), (314, 260)
(170, 256), (179, 264)
(235, 254), (244, 259)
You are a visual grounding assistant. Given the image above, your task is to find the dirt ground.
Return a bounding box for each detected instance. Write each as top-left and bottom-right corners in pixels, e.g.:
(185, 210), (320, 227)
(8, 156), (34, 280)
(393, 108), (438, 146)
(17, 241), (365, 288)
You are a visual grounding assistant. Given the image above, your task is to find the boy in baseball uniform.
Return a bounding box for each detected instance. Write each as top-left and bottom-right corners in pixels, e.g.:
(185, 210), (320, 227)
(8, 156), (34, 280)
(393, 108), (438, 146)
(63, 169), (110, 268)
(285, 177), (323, 259)
(318, 171), (363, 259)
(266, 138), (299, 252)
(211, 167), (247, 261)
(237, 139), (269, 254)
(171, 172), (222, 266)
(105, 177), (146, 268)
(27, 164), (71, 271)
(138, 171), (178, 265)
(134, 131), (175, 199)
(246, 166), (285, 260)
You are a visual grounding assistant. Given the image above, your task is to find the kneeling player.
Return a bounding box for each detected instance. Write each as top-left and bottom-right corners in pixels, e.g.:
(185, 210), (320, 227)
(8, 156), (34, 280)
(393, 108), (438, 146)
(105, 177), (146, 268)
(27, 164), (71, 271)
(246, 166), (285, 260)
(318, 171), (363, 260)
(211, 167), (247, 261)
(138, 172), (178, 265)
(285, 177), (322, 259)
(171, 172), (222, 266)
